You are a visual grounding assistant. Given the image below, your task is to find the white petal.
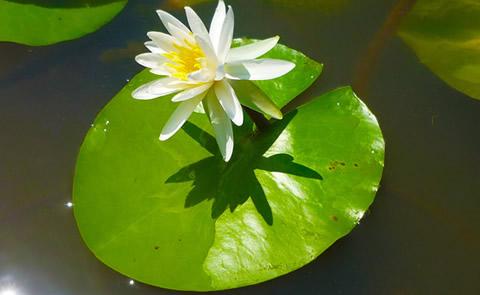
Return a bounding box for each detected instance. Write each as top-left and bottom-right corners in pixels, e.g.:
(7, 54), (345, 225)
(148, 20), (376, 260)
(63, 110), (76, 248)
(150, 67), (170, 76)
(214, 80), (243, 126)
(151, 78), (191, 90)
(171, 83), (212, 102)
(209, 0), (226, 53)
(185, 7), (210, 42)
(160, 92), (207, 141)
(156, 10), (191, 35)
(216, 6), (234, 63)
(188, 67), (214, 82)
(226, 36), (279, 63)
(194, 35), (218, 70)
(185, 11), (218, 74)
(135, 53), (167, 69)
(194, 102), (205, 114)
(229, 80), (283, 119)
(224, 59), (295, 80)
(206, 92), (234, 161)
(132, 86), (162, 100)
(145, 41), (164, 54)
(167, 23), (194, 43)
(132, 77), (186, 100)
(147, 32), (176, 52)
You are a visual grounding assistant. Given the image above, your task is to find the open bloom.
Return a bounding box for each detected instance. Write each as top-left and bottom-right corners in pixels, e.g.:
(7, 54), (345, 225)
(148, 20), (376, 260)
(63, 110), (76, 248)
(133, 0), (295, 161)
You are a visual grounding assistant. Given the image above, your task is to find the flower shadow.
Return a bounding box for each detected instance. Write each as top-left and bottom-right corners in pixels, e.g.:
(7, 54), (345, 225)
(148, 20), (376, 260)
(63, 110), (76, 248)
(165, 111), (322, 225)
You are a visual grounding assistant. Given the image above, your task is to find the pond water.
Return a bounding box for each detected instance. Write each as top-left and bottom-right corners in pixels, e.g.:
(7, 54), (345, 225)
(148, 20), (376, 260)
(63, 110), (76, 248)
(1, 0), (479, 294)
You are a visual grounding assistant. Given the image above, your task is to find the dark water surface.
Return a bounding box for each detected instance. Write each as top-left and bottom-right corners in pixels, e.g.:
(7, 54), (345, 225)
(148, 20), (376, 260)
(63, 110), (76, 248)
(1, 0), (479, 294)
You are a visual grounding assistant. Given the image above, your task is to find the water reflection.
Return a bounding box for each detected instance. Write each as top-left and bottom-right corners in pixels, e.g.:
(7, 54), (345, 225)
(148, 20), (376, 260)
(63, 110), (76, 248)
(163, 0), (211, 10)
(0, 289), (18, 295)
(100, 42), (145, 64)
(0, 279), (20, 295)
(0, 275), (18, 295)
(164, 0), (350, 12)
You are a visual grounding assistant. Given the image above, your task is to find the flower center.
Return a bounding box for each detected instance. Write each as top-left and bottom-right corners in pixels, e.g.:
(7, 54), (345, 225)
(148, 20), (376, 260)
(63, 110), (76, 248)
(163, 38), (205, 81)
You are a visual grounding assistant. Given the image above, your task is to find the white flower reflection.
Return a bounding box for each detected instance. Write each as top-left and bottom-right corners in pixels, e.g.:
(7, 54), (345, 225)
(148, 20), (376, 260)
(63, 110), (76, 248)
(0, 289), (17, 295)
(0, 282), (19, 295)
(0, 275), (22, 295)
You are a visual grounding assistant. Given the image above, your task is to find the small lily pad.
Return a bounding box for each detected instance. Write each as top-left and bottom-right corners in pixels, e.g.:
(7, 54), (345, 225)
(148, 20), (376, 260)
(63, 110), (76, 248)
(399, 0), (480, 100)
(74, 44), (384, 290)
(0, 0), (127, 46)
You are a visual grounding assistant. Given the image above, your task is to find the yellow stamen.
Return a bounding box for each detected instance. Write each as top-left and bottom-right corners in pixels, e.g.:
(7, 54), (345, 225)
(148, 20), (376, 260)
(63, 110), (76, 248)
(163, 37), (205, 80)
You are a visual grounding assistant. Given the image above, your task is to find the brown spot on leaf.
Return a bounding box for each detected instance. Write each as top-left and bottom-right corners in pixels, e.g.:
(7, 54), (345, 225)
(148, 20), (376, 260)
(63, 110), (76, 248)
(329, 160), (347, 171)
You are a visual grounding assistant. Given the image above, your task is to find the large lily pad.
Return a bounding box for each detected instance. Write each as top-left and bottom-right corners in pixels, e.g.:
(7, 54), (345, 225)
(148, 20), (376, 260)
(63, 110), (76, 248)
(399, 0), (480, 100)
(73, 45), (384, 290)
(0, 0), (127, 46)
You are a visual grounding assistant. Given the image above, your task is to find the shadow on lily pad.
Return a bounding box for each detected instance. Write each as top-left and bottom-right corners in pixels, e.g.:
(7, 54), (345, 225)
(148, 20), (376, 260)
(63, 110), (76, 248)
(166, 111), (323, 225)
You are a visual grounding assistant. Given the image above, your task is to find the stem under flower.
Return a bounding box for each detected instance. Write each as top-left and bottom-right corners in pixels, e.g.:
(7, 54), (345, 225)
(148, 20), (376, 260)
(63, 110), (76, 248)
(245, 107), (270, 131)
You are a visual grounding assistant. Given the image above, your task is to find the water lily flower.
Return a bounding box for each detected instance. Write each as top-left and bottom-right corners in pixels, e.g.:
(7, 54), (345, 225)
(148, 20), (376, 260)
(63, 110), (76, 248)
(133, 0), (295, 161)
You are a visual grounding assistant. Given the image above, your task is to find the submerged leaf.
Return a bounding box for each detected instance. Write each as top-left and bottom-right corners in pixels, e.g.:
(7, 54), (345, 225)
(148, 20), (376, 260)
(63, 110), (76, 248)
(0, 0), (127, 46)
(399, 0), (480, 100)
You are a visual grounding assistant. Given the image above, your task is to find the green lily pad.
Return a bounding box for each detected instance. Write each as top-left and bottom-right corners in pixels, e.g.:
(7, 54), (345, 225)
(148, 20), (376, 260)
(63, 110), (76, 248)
(399, 0), (480, 100)
(74, 48), (384, 290)
(0, 0), (127, 46)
